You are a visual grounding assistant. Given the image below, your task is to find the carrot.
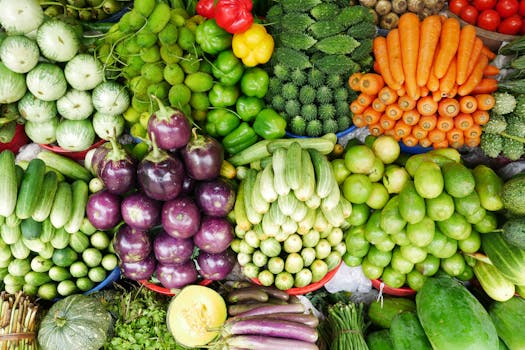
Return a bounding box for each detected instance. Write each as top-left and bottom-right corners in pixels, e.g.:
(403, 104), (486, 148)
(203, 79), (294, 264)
(393, 120), (412, 139)
(420, 86), (430, 97)
(458, 54), (489, 97)
(352, 113), (367, 128)
(456, 25), (477, 85)
(481, 45), (496, 60)
(373, 61), (381, 74)
(470, 78), (498, 94)
(385, 103), (404, 120)
(402, 109), (421, 125)
(475, 93), (495, 110)
(387, 29), (405, 86)
(384, 128), (396, 138)
(438, 98), (460, 118)
(464, 124), (482, 139)
(372, 97), (387, 113)
(379, 113), (397, 130)
(348, 72), (363, 91)
(464, 135), (481, 147)
(360, 73), (385, 95)
(402, 134), (419, 147)
(433, 18), (461, 79)
(356, 92), (375, 107)
(447, 84), (458, 98)
(350, 100), (366, 114)
(398, 95), (417, 111)
(363, 107), (382, 125)
(459, 95), (478, 113)
(412, 124), (428, 139)
(472, 110), (490, 125)
(417, 96), (438, 116)
(427, 69), (440, 92)
(439, 57), (457, 96)
(398, 13), (420, 98)
(416, 15), (442, 87)
(428, 128), (446, 143)
(483, 64), (500, 76)
(454, 112), (474, 130)
(436, 115), (454, 132)
(433, 139), (450, 149)
(447, 127), (464, 143)
(419, 137), (432, 148)
(379, 86), (398, 105)
(465, 37), (483, 79)
(373, 36), (401, 90)
(396, 86), (406, 97)
(432, 90), (443, 102)
(418, 114), (438, 130)
(369, 123), (384, 136)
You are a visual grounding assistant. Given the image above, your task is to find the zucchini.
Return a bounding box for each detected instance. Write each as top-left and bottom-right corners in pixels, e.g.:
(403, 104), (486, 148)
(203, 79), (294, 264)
(489, 296), (525, 350)
(1, 224), (20, 245)
(473, 260), (515, 302)
(31, 171), (59, 222)
(284, 142), (302, 190)
(390, 311), (432, 350)
(308, 149), (336, 198)
(49, 182), (73, 229)
(63, 180), (89, 233)
(294, 149), (316, 202)
(368, 296), (416, 328)
(266, 135), (336, 154)
(261, 211), (280, 236)
(277, 192), (299, 217)
(243, 170), (262, 226)
(233, 179), (251, 232)
(482, 232), (525, 285)
(15, 158), (46, 219)
(0, 150), (17, 217)
(227, 140), (272, 166)
(37, 150), (92, 182)
(251, 170), (270, 215)
(259, 163), (278, 203)
(272, 147), (290, 196)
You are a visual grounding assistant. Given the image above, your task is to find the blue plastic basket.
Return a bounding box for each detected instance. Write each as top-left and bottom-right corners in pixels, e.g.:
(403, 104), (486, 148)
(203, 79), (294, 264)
(84, 267), (121, 295)
(286, 125), (357, 139)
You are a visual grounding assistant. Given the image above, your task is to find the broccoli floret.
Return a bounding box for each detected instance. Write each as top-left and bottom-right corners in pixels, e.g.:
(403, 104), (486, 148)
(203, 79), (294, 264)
(282, 83), (299, 100)
(285, 99), (301, 117)
(301, 104), (318, 121)
(290, 69), (307, 86)
(502, 138), (524, 160)
(337, 115), (352, 131)
(316, 85), (333, 104)
(484, 114), (508, 134)
(323, 118), (339, 134)
(480, 133), (503, 158)
(306, 119), (323, 137)
(492, 92), (517, 115)
(318, 104), (336, 120)
(290, 116), (306, 135)
(299, 85), (316, 104)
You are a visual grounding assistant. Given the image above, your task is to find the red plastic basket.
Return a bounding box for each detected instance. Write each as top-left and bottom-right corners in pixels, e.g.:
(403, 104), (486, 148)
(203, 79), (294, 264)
(40, 139), (105, 161)
(371, 279), (416, 297)
(138, 279), (213, 296)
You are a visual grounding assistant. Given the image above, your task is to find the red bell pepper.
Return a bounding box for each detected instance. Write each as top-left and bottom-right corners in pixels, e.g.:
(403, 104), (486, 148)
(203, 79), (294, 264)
(196, 0), (216, 18)
(214, 0), (254, 34)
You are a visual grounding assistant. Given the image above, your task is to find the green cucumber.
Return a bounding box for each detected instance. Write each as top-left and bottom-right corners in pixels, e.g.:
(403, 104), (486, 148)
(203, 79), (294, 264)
(49, 182), (73, 229)
(20, 217), (42, 240)
(15, 158), (46, 219)
(38, 243), (54, 260)
(57, 279), (78, 297)
(52, 247), (78, 267)
(1, 223), (20, 245)
(69, 231), (90, 254)
(31, 171), (59, 222)
(368, 296), (416, 328)
(259, 163), (278, 203)
(48, 265), (72, 282)
(294, 149), (316, 202)
(63, 180), (89, 234)
(30, 256), (53, 273)
(233, 179), (251, 231)
(37, 150), (92, 182)
(482, 232), (525, 285)
(272, 147), (290, 196)
(285, 142), (302, 190)
(473, 260), (515, 302)
(308, 148), (336, 199)
(24, 271), (52, 287)
(50, 227), (71, 250)
(8, 259), (31, 277)
(0, 150), (18, 217)
(10, 240), (30, 260)
(40, 219), (55, 243)
(251, 170), (270, 215)
(37, 282), (58, 300)
(390, 311), (432, 350)
(243, 169), (262, 225)
(489, 296), (525, 350)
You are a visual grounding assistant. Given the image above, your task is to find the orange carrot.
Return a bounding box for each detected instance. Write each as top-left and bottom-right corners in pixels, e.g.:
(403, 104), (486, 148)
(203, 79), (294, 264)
(396, 86), (406, 97)
(436, 115), (454, 132)
(470, 78), (498, 94)
(416, 15), (442, 87)
(363, 107), (382, 125)
(418, 114), (438, 130)
(398, 95), (417, 111)
(456, 25), (477, 85)
(428, 128), (446, 143)
(417, 96), (438, 116)
(412, 124), (428, 139)
(433, 18), (461, 79)
(385, 103), (404, 120)
(402, 109), (421, 126)
(459, 95), (478, 113)
(481, 45), (496, 60)
(427, 69), (440, 92)
(475, 93), (495, 110)
(373, 61), (381, 74)
(387, 29), (405, 86)
(483, 64), (500, 76)
(439, 57), (457, 96)
(454, 112), (474, 130)
(372, 97), (387, 113)
(352, 113), (367, 128)
(438, 98), (460, 118)
(402, 134), (419, 147)
(398, 13), (421, 99)
(393, 120), (412, 139)
(348, 72), (363, 91)
(458, 54), (489, 96)
(356, 92), (375, 107)
(447, 128), (464, 143)
(384, 128), (396, 138)
(465, 37), (483, 79)
(369, 123), (384, 136)
(433, 139), (450, 149)
(447, 84), (458, 98)
(350, 100), (366, 114)
(419, 137), (432, 148)
(360, 73), (385, 95)
(379, 113), (397, 130)
(373, 36), (401, 90)
(420, 86), (430, 97)
(464, 124), (482, 139)
(472, 110), (490, 125)
(379, 86), (398, 105)
(464, 135), (481, 147)
(432, 90), (443, 102)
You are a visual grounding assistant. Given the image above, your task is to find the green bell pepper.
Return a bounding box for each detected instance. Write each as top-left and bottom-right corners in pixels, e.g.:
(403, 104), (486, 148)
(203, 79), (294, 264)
(195, 19), (232, 55)
(211, 50), (245, 86)
(222, 122), (259, 155)
(253, 108), (287, 140)
(209, 83), (240, 107)
(240, 67), (269, 98)
(235, 95), (264, 122)
(205, 109), (241, 137)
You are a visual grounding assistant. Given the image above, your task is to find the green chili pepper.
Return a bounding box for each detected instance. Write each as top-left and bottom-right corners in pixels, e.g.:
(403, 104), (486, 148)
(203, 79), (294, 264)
(205, 108), (241, 137)
(240, 67), (269, 98)
(253, 108), (287, 140)
(209, 83), (240, 107)
(211, 49), (245, 86)
(222, 122), (259, 154)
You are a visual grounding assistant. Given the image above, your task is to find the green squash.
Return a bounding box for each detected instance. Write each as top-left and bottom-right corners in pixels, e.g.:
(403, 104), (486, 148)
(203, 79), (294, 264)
(37, 294), (111, 350)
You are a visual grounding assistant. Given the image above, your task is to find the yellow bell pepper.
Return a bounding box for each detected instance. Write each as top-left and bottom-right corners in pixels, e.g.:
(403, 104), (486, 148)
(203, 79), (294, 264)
(232, 23), (274, 67)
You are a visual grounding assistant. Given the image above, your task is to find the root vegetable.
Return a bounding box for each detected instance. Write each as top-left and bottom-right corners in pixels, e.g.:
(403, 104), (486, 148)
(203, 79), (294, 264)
(360, 0), (378, 8)
(380, 12), (400, 29)
(392, 0), (408, 13)
(407, 0), (425, 13)
(375, 0), (393, 16)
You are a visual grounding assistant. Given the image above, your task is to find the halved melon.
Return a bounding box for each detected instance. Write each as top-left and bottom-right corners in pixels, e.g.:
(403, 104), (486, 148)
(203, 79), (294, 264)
(166, 285), (227, 347)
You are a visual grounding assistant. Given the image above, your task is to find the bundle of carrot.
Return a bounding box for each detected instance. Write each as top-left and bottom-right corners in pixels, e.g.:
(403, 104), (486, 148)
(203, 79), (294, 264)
(348, 13), (499, 149)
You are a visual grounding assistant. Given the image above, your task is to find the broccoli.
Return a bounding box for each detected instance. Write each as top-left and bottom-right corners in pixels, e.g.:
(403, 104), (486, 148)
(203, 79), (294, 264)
(290, 116), (306, 135)
(483, 114), (508, 134)
(480, 133), (503, 158)
(492, 92), (517, 115)
(502, 138), (524, 160)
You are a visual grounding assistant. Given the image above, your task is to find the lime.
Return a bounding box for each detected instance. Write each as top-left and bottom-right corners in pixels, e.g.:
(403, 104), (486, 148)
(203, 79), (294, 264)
(415, 254), (440, 276)
(372, 135), (400, 164)
(368, 157), (385, 182)
(343, 253), (362, 267)
(344, 145), (376, 174)
(361, 257), (383, 280)
(367, 246), (392, 267)
(391, 248), (414, 274)
(342, 174), (373, 204)
(366, 183), (390, 209)
(331, 159), (351, 185)
(346, 203), (370, 226)
(406, 270), (426, 291)
(458, 230), (481, 253)
(400, 244), (428, 264)
(381, 266), (406, 289)
(440, 252), (466, 277)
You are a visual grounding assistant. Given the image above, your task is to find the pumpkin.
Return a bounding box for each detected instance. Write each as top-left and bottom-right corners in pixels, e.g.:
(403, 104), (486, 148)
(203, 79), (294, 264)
(37, 294), (111, 350)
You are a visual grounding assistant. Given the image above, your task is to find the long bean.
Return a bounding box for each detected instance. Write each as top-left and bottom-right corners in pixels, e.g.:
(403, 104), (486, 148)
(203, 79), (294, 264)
(321, 302), (369, 350)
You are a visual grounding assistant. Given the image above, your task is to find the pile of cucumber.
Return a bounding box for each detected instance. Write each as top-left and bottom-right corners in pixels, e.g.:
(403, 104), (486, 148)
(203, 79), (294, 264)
(0, 150), (118, 300)
(230, 134), (349, 290)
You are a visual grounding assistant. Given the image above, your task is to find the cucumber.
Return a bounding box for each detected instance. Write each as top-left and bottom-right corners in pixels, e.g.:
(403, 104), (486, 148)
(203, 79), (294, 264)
(145, 1), (171, 33)
(40, 219), (55, 243)
(489, 296), (525, 350)
(8, 259), (31, 277)
(278, 192), (299, 217)
(285, 142), (302, 190)
(24, 271), (52, 287)
(1, 223), (20, 245)
(31, 171), (59, 222)
(473, 260), (515, 302)
(259, 162), (278, 203)
(49, 182), (73, 229)
(266, 136), (336, 154)
(63, 180), (89, 234)
(233, 179), (251, 231)
(22, 238), (46, 253)
(472, 165), (504, 212)
(76, 277), (95, 292)
(482, 232), (525, 285)
(242, 170), (262, 225)
(37, 282), (58, 300)
(52, 247), (78, 267)
(10, 240), (30, 260)
(251, 170), (270, 215)
(308, 148), (336, 199)
(15, 158), (46, 219)
(39, 243), (54, 260)
(31, 256), (53, 273)
(57, 279), (78, 297)
(294, 149), (316, 202)
(320, 183), (341, 211)
(69, 231), (90, 254)
(272, 147), (290, 196)
(50, 227), (71, 249)
(37, 150), (92, 182)
(416, 275), (499, 350)
(368, 296), (417, 328)
(322, 202), (345, 227)
(228, 140), (272, 166)
(390, 311), (432, 350)
(48, 265), (72, 282)
(0, 150), (18, 217)
(5, 213), (21, 227)
(20, 217), (42, 240)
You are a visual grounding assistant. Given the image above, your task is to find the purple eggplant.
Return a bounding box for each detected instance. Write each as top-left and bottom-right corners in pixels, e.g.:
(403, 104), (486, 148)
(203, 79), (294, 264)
(225, 335), (319, 349)
(97, 137), (136, 195)
(84, 142), (111, 175)
(113, 224), (152, 263)
(86, 190), (122, 230)
(180, 174), (196, 196)
(223, 318), (319, 343)
(197, 249), (235, 280)
(180, 129), (224, 180)
(147, 96), (191, 150)
(155, 260), (198, 289)
(137, 135), (185, 201)
(194, 179), (236, 217)
(193, 216), (233, 253)
(121, 192), (160, 230)
(153, 230), (194, 265)
(120, 254), (156, 281)
(161, 196), (201, 239)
